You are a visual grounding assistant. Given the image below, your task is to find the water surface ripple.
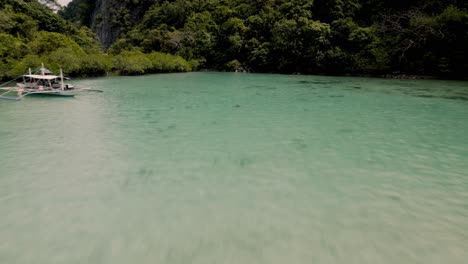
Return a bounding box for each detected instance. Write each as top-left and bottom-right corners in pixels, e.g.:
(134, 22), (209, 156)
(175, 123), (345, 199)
(1, 73), (468, 263)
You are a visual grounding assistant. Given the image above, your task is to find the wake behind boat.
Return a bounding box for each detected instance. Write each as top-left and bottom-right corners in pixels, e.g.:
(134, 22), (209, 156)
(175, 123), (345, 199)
(0, 64), (90, 101)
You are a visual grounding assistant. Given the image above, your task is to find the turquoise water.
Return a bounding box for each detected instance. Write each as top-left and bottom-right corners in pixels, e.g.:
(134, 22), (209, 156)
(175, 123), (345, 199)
(1, 72), (468, 263)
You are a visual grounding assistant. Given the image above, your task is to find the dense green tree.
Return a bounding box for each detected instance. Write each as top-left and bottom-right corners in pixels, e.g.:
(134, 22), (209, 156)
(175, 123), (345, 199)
(0, 33), (28, 78)
(29, 31), (84, 54)
(314, 0), (361, 22)
(113, 50), (152, 75)
(58, 0), (94, 27)
(112, 50), (192, 74)
(180, 11), (218, 63)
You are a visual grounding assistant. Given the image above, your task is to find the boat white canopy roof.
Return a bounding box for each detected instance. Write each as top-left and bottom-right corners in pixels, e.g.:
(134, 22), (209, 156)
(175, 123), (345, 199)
(24, 74), (60, 80)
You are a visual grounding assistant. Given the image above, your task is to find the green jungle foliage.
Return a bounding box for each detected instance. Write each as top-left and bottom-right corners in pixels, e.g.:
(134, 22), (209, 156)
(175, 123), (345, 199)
(2, 0), (467, 79)
(0, 0), (191, 80)
(60, 0), (468, 78)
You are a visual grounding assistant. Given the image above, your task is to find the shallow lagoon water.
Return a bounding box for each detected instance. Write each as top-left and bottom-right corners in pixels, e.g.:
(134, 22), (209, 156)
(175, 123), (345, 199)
(1, 72), (468, 263)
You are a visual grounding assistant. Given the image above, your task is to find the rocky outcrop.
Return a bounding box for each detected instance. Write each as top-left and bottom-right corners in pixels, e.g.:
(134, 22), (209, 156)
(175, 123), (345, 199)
(92, 0), (123, 48)
(63, 0), (155, 48)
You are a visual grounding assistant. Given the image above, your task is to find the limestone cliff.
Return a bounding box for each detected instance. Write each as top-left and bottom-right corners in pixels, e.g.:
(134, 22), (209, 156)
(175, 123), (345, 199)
(61, 0), (156, 48)
(92, 0), (122, 48)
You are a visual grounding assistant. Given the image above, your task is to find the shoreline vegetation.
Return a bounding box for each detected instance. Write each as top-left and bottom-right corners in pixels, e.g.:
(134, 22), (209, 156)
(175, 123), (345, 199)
(1, 0), (468, 81)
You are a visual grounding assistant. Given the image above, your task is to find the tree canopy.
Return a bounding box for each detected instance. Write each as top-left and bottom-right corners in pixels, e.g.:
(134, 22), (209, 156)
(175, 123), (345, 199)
(60, 0), (468, 77)
(0, 0), (192, 80)
(1, 0), (467, 79)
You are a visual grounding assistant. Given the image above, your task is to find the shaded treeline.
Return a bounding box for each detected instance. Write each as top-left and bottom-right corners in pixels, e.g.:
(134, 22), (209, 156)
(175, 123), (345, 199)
(60, 0), (468, 78)
(1, 0), (468, 79)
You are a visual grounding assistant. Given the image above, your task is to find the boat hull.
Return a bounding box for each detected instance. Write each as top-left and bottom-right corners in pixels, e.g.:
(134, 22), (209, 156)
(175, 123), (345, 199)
(27, 90), (79, 97)
(28, 93), (75, 97)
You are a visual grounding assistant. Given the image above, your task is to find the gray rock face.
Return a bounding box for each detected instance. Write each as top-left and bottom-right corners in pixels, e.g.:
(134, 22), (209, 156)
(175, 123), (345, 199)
(89, 0), (155, 48)
(91, 0), (123, 48)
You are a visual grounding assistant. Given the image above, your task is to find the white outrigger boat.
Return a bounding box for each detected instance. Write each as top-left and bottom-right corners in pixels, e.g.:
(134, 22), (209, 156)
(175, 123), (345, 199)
(0, 63), (90, 101)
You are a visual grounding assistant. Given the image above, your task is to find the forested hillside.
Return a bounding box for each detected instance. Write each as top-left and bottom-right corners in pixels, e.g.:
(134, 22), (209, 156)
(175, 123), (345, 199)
(1, 0), (467, 79)
(0, 0), (103, 79)
(0, 0), (192, 80)
(60, 0), (468, 77)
